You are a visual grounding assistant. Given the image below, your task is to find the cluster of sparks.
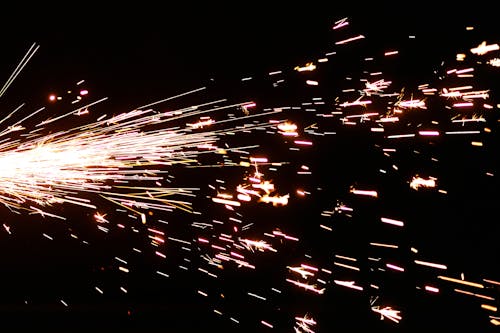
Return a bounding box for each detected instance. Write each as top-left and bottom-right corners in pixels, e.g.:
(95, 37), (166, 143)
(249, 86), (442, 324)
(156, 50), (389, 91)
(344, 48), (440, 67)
(1, 14), (500, 331)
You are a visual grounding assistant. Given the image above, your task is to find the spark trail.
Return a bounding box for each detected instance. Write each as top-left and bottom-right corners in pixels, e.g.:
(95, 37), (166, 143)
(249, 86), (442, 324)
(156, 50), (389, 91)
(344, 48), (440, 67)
(0, 95), (266, 218)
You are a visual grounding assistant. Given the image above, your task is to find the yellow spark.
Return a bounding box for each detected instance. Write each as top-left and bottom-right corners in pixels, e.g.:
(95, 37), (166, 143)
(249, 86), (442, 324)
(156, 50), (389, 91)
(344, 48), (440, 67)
(294, 62), (316, 72)
(259, 194), (289, 206)
(470, 41), (499, 55)
(438, 275), (484, 288)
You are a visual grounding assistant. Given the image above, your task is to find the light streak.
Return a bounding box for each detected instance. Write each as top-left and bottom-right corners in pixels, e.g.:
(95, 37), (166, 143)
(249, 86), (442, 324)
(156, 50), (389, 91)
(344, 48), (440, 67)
(410, 176), (436, 190)
(369, 242), (398, 249)
(424, 285), (439, 293)
(481, 304), (498, 312)
(333, 261), (360, 271)
(212, 197), (242, 206)
(418, 130), (439, 136)
(386, 263), (404, 272)
(414, 260), (447, 270)
(332, 17), (349, 30)
(0, 43), (40, 98)
(470, 41), (499, 55)
(454, 289), (495, 301)
(240, 239), (276, 252)
(384, 50), (398, 56)
(438, 276), (484, 288)
(333, 280), (363, 291)
(286, 279), (325, 294)
(397, 99), (426, 109)
(294, 314), (316, 333)
(350, 188), (378, 197)
(387, 134), (415, 139)
(371, 306), (402, 323)
(287, 266), (315, 279)
(335, 34), (365, 45)
(380, 217), (404, 227)
(259, 194), (289, 206)
(295, 63), (316, 72)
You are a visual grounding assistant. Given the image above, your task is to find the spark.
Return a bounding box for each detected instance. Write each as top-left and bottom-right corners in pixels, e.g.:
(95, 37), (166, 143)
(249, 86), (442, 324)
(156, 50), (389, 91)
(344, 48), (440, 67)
(410, 176), (436, 190)
(380, 217), (404, 227)
(287, 265), (315, 279)
(371, 306), (402, 323)
(414, 260), (447, 270)
(286, 279), (325, 294)
(470, 41), (499, 55)
(294, 314), (317, 333)
(333, 280), (363, 291)
(438, 275), (484, 288)
(335, 34), (365, 45)
(295, 62), (316, 72)
(0, 43), (40, 98)
(240, 239), (277, 252)
(350, 188), (378, 198)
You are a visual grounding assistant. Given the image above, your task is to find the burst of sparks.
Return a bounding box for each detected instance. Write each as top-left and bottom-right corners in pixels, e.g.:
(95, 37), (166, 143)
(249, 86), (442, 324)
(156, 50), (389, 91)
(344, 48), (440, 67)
(372, 305), (403, 323)
(2, 10), (500, 332)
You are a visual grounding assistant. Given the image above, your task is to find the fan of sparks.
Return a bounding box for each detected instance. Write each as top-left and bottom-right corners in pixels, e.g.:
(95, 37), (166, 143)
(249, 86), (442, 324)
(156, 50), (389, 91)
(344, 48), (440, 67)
(0, 45), (282, 222)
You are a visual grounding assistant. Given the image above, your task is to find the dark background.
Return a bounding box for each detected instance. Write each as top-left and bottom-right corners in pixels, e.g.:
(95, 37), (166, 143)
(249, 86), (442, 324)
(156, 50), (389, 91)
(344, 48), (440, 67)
(0, 3), (499, 332)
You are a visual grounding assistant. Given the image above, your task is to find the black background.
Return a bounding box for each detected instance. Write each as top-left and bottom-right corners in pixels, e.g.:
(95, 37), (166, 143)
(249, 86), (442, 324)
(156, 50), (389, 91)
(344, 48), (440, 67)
(1, 3), (499, 332)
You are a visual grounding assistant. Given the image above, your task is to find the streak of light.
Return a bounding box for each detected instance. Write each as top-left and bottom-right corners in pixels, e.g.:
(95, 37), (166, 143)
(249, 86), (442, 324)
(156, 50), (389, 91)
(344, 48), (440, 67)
(397, 99), (426, 109)
(387, 134), (415, 139)
(350, 188), (378, 197)
(333, 262), (360, 271)
(418, 130), (439, 136)
(481, 304), (498, 312)
(335, 34), (365, 45)
(438, 275), (484, 288)
(424, 285), (439, 293)
(334, 255), (357, 261)
(212, 197), (241, 206)
(380, 217), (404, 227)
(333, 280), (363, 291)
(384, 50), (398, 56)
(370, 243), (398, 249)
(295, 63), (316, 72)
(332, 17), (349, 30)
(483, 279), (500, 286)
(0, 42), (40, 97)
(294, 314), (316, 333)
(470, 41), (499, 55)
(386, 263), (404, 272)
(445, 130), (481, 135)
(371, 306), (402, 323)
(414, 260), (447, 270)
(410, 176), (436, 190)
(259, 194), (289, 206)
(286, 279), (325, 294)
(454, 289), (496, 301)
(247, 292), (266, 301)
